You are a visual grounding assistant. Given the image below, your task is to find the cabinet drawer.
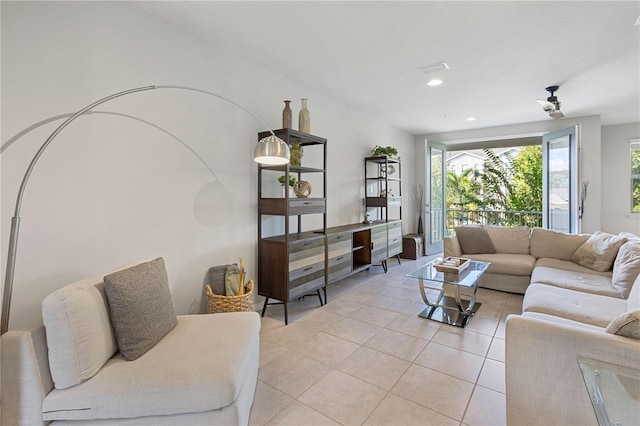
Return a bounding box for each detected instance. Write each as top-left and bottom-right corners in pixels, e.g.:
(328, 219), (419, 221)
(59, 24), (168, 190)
(387, 196), (402, 207)
(388, 221), (402, 239)
(328, 252), (352, 282)
(289, 238), (325, 270)
(289, 259), (325, 300)
(388, 236), (402, 257)
(328, 233), (351, 259)
(289, 198), (326, 215)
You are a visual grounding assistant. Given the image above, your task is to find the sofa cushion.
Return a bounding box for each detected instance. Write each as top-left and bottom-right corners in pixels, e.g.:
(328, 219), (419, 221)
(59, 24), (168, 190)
(42, 313), (261, 421)
(485, 225), (531, 254)
(464, 253), (535, 276)
(454, 226), (496, 254)
(531, 259), (619, 298)
(612, 240), (640, 298)
(629, 274), (640, 310)
(104, 257), (177, 361)
(42, 273), (119, 390)
(522, 283), (628, 327)
(571, 231), (627, 272)
(522, 312), (605, 332)
(529, 228), (589, 260)
(605, 309), (640, 339)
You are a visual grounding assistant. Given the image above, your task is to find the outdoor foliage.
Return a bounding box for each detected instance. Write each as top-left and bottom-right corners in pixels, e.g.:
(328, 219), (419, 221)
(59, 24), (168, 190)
(446, 146), (543, 214)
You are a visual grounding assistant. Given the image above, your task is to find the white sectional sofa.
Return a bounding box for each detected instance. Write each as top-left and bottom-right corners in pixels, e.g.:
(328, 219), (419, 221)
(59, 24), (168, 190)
(1, 258), (261, 425)
(445, 226), (640, 425)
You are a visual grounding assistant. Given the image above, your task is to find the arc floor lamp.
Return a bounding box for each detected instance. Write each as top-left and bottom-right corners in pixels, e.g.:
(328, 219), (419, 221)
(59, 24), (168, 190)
(1, 84), (290, 335)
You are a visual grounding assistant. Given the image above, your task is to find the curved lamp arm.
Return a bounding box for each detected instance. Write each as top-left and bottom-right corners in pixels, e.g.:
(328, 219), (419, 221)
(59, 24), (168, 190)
(1, 84), (289, 334)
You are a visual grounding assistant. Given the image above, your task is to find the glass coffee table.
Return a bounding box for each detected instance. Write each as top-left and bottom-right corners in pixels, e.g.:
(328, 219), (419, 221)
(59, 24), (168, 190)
(406, 257), (490, 327)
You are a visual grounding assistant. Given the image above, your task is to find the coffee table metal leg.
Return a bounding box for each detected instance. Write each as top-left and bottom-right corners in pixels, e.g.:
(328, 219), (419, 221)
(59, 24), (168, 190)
(418, 278), (432, 305)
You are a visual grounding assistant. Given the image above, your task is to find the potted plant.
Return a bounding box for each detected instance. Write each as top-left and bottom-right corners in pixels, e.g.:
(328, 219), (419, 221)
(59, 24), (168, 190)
(371, 145), (399, 160)
(278, 175), (297, 197)
(277, 175), (297, 187)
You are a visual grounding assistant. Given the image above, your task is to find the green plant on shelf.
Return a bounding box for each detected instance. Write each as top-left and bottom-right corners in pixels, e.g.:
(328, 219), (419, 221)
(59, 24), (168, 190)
(372, 145), (399, 160)
(277, 175), (297, 187)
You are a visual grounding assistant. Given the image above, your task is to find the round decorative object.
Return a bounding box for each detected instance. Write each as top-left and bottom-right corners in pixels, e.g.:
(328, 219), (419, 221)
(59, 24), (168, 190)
(293, 180), (312, 198)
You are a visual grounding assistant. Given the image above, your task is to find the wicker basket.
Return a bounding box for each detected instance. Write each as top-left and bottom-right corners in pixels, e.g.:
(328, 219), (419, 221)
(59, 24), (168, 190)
(206, 279), (254, 314)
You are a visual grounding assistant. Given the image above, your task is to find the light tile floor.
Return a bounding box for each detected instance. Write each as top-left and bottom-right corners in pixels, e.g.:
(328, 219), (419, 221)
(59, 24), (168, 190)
(250, 254), (524, 426)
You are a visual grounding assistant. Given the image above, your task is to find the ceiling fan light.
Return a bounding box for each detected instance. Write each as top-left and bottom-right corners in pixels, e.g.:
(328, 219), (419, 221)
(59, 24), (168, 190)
(427, 79), (443, 86)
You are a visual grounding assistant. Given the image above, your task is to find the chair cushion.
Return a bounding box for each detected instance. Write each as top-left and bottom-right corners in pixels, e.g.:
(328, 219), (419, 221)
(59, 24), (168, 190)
(612, 240), (640, 298)
(522, 283), (628, 327)
(454, 225), (496, 254)
(529, 228), (589, 260)
(104, 257), (177, 361)
(571, 231), (627, 272)
(42, 313), (261, 421)
(42, 272), (119, 389)
(485, 225), (531, 254)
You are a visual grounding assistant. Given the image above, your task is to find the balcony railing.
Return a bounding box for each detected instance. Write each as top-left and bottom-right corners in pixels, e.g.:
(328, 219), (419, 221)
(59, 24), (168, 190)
(446, 208), (542, 234)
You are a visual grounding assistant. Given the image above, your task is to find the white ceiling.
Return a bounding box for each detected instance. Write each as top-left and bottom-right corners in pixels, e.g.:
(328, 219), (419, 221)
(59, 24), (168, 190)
(131, 1), (640, 135)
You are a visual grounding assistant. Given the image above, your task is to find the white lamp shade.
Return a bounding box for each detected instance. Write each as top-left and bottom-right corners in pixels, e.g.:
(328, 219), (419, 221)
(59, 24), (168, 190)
(254, 135), (290, 165)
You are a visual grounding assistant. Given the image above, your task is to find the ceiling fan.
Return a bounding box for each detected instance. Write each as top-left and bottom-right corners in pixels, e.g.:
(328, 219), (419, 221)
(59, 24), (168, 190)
(537, 85), (564, 119)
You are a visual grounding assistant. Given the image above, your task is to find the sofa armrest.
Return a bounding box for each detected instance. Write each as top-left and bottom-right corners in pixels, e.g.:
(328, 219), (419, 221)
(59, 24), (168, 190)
(506, 314), (640, 426)
(1, 323), (53, 426)
(444, 234), (462, 257)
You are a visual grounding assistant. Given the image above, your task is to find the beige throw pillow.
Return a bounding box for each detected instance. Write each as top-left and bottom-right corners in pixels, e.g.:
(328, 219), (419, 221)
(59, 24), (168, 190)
(454, 226), (496, 254)
(605, 308), (640, 340)
(571, 231), (628, 272)
(104, 257), (177, 361)
(612, 240), (640, 298)
(42, 275), (118, 389)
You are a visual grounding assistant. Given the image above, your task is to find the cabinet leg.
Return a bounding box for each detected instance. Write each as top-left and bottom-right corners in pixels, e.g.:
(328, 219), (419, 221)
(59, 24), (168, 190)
(382, 260), (388, 273)
(261, 297), (269, 317)
(396, 254), (401, 264)
(284, 303), (288, 325)
(316, 289), (324, 306)
(323, 286), (328, 305)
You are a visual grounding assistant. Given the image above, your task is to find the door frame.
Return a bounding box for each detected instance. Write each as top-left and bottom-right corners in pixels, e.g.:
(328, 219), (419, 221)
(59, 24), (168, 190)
(542, 125), (580, 233)
(426, 141), (446, 254)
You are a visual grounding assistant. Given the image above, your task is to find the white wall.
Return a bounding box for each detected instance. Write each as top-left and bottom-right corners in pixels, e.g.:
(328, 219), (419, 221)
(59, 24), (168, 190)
(418, 115), (603, 233)
(601, 123), (640, 235)
(1, 2), (415, 329)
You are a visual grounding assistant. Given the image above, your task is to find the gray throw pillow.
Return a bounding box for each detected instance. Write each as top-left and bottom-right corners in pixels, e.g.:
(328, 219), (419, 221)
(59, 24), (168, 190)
(454, 226), (496, 254)
(103, 257), (177, 361)
(207, 265), (228, 295)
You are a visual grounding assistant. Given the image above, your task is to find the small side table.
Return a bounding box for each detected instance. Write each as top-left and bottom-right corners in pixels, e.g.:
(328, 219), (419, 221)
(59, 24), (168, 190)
(578, 356), (640, 426)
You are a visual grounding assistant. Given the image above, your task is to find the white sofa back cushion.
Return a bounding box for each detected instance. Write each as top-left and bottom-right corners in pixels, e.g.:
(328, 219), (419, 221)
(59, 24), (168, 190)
(530, 228), (590, 260)
(42, 260), (147, 389)
(612, 240), (640, 298)
(485, 225), (531, 254)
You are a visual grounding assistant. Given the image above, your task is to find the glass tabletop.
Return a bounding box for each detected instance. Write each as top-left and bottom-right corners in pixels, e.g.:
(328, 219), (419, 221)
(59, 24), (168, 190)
(578, 357), (640, 426)
(406, 257), (490, 288)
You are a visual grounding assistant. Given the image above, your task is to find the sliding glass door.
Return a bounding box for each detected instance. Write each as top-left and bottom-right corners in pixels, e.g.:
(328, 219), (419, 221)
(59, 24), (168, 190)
(427, 141), (446, 253)
(543, 126), (578, 232)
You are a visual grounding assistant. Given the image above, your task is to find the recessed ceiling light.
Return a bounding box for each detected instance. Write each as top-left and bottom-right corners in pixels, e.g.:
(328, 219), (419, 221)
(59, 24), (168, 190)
(466, 117), (477, 121)
(635, 15), (640, 26)
(427, 79), (443, 86)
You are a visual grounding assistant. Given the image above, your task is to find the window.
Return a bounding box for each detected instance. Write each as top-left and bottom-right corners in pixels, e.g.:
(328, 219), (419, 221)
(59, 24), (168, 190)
(631, 139), (640, 214)
(461, 164), (468, 173)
